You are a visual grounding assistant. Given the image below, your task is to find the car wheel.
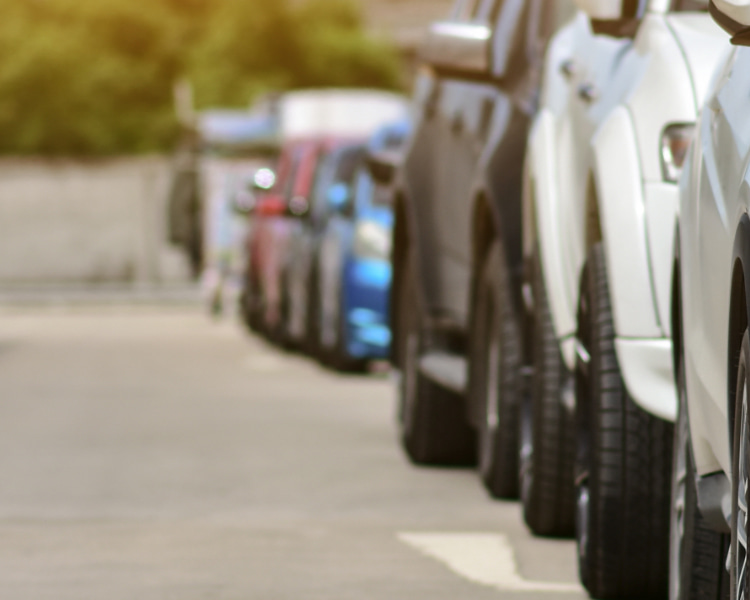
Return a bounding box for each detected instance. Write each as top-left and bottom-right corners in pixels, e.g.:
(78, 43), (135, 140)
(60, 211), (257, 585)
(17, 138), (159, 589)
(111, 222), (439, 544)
(575, 243), (672, 599)
(731, 331), (750, 600)
(305, 268), (321, 359)
(277, 272), (295, 350)
(240, 275), (263, 334)
(328, 294), (368, 373)
(469, 240), (520, 498)
(520, 249), (575, 536)
(669, 359), (728, 600)
(397, 250), (476, 466)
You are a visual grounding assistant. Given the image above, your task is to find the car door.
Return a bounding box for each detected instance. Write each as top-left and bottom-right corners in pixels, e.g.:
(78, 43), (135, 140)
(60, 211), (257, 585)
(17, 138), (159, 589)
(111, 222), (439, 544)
(408, 0), (523, 325)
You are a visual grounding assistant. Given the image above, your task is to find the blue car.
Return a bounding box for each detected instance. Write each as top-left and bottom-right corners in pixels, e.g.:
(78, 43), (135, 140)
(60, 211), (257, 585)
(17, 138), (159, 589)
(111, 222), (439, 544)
(315, 120), (410, 370)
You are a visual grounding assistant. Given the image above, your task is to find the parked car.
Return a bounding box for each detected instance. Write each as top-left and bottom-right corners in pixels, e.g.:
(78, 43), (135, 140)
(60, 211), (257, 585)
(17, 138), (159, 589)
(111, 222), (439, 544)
(523, 0), (725, 596)
(388, 0), (563, 487)
(240, 89), (408, 338)
(283, 141), (368, 355)
(241, 139), (322, 338)
(314, 120), (411, 370)
(671, 2), (750, 598)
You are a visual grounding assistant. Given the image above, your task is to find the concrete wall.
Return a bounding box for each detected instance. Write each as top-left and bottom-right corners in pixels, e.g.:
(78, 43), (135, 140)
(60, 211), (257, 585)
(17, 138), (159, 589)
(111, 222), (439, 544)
(0, 158), (191, 286)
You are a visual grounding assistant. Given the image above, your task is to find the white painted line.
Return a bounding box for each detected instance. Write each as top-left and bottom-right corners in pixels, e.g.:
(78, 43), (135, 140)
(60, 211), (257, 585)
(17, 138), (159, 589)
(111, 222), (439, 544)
(398, 533), (583, 594)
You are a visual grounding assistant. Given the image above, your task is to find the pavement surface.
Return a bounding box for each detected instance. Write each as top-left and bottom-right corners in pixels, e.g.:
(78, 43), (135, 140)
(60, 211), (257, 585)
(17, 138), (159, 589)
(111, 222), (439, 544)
(0, 306), (586, 600)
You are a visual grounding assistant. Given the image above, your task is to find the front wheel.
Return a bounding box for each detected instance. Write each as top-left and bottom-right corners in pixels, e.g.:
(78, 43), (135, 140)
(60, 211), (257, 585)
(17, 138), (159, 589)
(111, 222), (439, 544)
(731, 331), (750, 600)
(396, 251), (476, 466)
(575, 243), (672, 599)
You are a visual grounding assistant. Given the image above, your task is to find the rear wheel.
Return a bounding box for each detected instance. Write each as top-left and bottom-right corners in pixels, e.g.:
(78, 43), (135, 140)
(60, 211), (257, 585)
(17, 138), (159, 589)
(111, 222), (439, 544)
(575, 243), (672, 599)
(520, 249), (575, 536)
(469, 240), (520, 498)
(240, 275), (263, 334)
(305, 268), (322, 359)
(397, 251), (476, 466)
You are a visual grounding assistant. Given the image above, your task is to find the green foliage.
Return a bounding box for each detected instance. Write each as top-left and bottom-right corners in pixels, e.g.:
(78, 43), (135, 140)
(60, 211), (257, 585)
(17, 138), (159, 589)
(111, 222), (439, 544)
(190, 0), (402, 108)
(0, 0), (402, 156)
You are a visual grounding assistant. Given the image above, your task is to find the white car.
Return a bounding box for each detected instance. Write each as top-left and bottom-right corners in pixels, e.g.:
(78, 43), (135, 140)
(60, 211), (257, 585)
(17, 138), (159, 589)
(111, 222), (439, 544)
(672, 1), (750, 598)
(522, 0), (725, 596)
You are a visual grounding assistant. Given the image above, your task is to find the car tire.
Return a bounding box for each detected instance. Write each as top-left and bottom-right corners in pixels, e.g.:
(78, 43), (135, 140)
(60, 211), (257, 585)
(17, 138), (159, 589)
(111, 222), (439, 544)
(277, 272), (295, 350)
(397, 250), (476, 466)
(327, 296), (368, 373)
(240, 276), (263, 334)
(575, 243), (672, 600)
(731, 330), (750, 600)
(469, 240), (520, 498)
(305, 267), (322, 359)
(520, 249), (575, 536)
(670, 360), (728, 600)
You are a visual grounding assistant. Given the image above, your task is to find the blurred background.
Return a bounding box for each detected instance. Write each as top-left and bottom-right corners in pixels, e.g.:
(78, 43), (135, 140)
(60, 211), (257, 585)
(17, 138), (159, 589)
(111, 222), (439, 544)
(0, 0), (449, 294)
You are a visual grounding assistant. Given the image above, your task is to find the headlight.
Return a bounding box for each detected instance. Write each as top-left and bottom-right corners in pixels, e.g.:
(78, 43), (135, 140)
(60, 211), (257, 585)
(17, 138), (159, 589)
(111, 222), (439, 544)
(660, 124), (695, 183)
(353, 221), (391, 260)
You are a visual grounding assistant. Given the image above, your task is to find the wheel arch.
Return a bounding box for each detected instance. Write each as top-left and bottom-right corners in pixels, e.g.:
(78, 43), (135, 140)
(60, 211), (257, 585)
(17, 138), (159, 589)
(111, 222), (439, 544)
(728, 215), (750, 447)
(671, 223), (682, 379)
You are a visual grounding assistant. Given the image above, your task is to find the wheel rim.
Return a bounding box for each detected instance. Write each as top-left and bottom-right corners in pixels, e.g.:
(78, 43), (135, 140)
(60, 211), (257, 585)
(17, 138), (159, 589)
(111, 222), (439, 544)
(736, 379), (748, 600)
(669, 387), (689, 600)
(479, 296), (500, 478)
(577, 482), (590, 562)
(519, 396), (533, 503)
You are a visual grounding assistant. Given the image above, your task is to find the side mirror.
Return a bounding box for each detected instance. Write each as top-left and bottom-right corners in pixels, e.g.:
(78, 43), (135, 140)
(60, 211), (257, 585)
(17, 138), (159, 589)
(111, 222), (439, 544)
(326, 183), (351, 213)
(366, 150), (399, 186)
(710, 0), (750, 44)
(252, 167), (276, 192)
(574, 0), (642, 37)
(421, 21), (492, 75)
(574, 0), (626, 20)
(232, 190), (256, 215)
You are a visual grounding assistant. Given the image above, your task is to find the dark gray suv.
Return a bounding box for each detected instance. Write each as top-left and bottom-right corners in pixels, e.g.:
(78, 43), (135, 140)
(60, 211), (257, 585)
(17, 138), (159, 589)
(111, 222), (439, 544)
(388, 0), (571, 498)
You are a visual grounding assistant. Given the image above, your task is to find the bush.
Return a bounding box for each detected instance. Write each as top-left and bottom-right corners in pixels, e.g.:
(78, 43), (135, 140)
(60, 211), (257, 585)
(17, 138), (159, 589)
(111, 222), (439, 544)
(0, 0), (402, 156)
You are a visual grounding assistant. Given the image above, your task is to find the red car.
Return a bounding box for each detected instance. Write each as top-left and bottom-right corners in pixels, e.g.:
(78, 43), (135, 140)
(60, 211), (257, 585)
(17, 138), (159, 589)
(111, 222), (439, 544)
(241, 138), (332, 337)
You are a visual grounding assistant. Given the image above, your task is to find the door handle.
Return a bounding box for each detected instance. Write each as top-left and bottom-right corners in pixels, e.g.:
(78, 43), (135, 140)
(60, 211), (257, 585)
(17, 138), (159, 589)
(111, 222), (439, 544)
(560, 59), (576, 80)
(577, 83), (598, 104)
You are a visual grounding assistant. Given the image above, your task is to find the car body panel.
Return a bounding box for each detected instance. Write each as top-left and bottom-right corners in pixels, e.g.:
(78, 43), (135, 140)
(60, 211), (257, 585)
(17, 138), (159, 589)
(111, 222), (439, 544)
(392, 0), (564, 344)
(681, 46), (750, 478)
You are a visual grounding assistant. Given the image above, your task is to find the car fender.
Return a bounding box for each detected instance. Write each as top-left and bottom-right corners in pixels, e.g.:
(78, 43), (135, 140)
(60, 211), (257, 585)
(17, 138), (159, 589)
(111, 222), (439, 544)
(591, 105), (662, 338)
(592, 105), (677, 421)
(526, 109), (579, 369)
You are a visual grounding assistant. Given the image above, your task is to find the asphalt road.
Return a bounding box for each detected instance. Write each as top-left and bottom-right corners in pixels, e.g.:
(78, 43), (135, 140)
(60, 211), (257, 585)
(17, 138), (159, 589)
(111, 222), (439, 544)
(0, 306), (586, 600)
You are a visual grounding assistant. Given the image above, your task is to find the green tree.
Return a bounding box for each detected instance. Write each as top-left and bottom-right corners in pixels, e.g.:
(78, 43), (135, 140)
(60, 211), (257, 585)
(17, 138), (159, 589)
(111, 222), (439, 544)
(0, 0), (403, 155)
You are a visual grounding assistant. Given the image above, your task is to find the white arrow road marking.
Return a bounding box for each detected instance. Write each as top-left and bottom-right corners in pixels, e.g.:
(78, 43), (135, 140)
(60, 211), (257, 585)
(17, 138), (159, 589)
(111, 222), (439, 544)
(398, 533), (583, 594)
